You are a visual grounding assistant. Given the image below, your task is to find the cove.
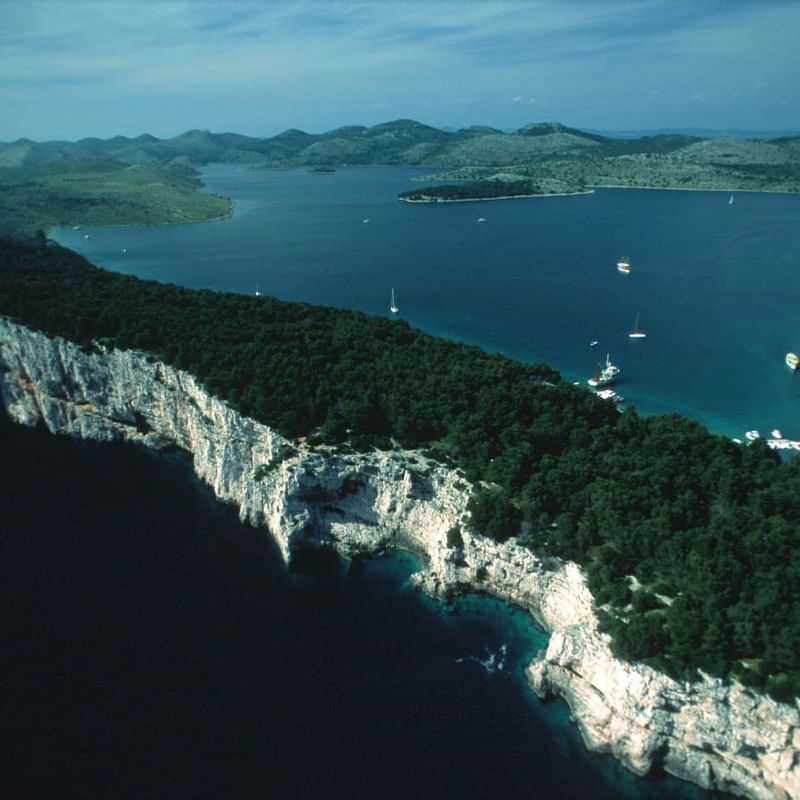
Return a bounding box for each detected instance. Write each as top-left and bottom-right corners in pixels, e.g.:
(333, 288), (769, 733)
(1, 412), (729, 799)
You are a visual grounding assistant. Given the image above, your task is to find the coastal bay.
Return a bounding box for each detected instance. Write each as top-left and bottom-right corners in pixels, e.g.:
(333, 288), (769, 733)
(0, 326), (743, 800)
(52, 163), (800, 443)
(7, 152), (800, 800)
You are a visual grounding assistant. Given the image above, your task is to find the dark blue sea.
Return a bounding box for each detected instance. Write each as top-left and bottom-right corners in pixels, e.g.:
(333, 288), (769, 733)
(54, 164), (800, 441)
(9, 166), (793, 798)
(1, 415), (723, 799)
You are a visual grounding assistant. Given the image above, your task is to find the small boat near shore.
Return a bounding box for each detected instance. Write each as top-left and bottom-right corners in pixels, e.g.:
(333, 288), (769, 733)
(786, 352), (799, 370)
(616, 255), (631, 274)
(769, 440), (800, 451)
(742, 430), (800, 450)
(588, 353), (620, 387)
(594, 388), (624, 404)
(390, 287), (398, 314)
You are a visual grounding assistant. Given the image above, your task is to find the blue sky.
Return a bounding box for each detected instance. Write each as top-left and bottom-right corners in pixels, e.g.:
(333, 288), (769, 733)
(1, 0), (799, 141)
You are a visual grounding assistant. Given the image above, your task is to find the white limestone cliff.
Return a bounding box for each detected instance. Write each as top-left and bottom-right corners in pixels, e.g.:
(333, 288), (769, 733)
(1, 316), (797, 800)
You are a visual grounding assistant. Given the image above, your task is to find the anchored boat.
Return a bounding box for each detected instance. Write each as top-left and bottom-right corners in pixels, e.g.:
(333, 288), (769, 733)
(588, 353), (620, 387)
(629, 312), (646, 339)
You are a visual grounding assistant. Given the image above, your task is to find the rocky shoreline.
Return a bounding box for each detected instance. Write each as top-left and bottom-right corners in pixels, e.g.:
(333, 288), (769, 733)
(1, 315), (797, 800)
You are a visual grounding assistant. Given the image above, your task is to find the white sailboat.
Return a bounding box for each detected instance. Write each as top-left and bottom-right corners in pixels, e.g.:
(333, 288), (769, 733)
(390, 288), (399, 314)
(729, 195), (734, 205)
(628, 312), (646, 339)
(588, 353), (620, 387)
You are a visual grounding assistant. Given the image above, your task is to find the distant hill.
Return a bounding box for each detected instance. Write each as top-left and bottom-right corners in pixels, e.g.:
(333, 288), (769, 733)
(4, 118), (791, 171)
(588, 127), (800, 140)
(2, 120), (798, 235)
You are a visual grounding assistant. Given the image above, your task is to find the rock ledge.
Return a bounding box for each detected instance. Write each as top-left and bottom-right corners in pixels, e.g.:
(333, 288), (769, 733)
(1, 316), (797, 800)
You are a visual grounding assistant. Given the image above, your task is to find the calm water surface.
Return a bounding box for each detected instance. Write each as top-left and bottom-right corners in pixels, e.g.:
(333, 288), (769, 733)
(54, 164), (800, 441)
(1, 415), (725, 799)
(30, 166), (796, 798)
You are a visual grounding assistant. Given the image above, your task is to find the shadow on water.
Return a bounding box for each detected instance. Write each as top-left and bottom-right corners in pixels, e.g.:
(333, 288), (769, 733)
(0, 411), (732, 799)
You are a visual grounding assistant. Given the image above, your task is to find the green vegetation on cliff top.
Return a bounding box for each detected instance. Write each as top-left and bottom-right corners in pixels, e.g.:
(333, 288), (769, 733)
(0, 160), (232, 237)
(1, 236), (799, 703)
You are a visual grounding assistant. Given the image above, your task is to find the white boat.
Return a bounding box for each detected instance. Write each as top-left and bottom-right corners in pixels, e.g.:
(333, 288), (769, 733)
(589, 340), (598, 347)
(616, 255), (631, 274)
(628, 312), (646, 339)
(595, 388), (624, 404)
(771, 429), (784, 439)
(362, 217), (370, 224)
(390, 288), (399, 314)
(729, 195), (734, 205)
(786, 352), (799, 370)
(588, 353), (620, 387)
(745, 430), (761, 441)
(477, 217), (486, 223)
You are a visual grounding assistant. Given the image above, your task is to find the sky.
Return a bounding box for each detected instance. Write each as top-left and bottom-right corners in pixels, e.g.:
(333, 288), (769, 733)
(1, 0), (799, 142)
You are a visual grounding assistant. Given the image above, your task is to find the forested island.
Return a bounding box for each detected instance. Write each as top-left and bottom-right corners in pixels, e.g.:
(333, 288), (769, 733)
(398, 177), (588, 202)
(2, 119), (798, 236)
(1, 234), (799, 704)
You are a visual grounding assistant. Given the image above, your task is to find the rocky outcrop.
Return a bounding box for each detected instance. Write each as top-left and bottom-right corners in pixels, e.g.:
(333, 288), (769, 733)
(1, 316), (797, 800)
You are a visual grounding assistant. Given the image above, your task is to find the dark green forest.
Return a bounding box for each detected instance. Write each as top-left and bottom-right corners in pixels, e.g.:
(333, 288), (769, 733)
(1, 235), (799, 702)
(399, 179), (550, 202)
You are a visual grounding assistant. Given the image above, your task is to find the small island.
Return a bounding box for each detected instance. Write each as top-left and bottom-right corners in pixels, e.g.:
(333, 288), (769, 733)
(398, 178), (588, 202)
(3, 121), (798, 236)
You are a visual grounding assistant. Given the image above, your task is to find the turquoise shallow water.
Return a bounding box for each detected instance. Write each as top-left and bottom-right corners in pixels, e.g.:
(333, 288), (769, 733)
(0, 415), (728, 800)
(54, 164), (800, 443)
(1, 414), (726, 799)
(36, 167), (796, 797)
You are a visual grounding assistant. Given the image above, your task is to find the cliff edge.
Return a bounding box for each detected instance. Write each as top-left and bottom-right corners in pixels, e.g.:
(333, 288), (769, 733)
(1, 316), (797, 800)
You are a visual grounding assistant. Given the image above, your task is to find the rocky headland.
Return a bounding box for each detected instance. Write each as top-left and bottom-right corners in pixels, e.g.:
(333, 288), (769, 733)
(1, 315), (797, 800)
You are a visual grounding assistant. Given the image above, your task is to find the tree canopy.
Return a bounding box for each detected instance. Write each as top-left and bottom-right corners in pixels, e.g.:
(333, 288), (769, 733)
(1, 235), (799, 701)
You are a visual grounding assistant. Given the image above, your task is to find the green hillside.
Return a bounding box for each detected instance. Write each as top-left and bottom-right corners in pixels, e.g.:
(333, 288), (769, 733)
(0, 160), (232, 237)
(3, 120), (798, 203)
(2, 236), (800, 703)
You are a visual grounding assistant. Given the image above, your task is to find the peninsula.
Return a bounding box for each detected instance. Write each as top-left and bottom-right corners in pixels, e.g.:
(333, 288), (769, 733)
(397, 177), (590, 203)
(2, 119), (800, 800)
(1, 235), (799, 800)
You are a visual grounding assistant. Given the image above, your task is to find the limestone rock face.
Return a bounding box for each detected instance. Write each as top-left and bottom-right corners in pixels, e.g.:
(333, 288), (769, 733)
(1, 316), (797, 800)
